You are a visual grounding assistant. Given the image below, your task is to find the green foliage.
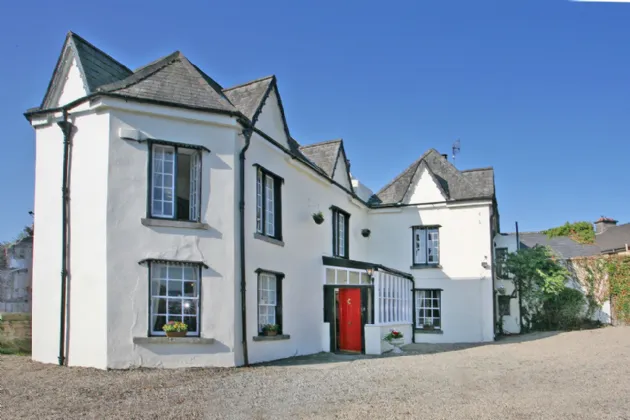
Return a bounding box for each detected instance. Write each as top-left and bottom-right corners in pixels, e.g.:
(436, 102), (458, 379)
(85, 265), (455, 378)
(607, 256), (630, 324)
(534, 287), (586, 330)
(543, 221), (595, 244)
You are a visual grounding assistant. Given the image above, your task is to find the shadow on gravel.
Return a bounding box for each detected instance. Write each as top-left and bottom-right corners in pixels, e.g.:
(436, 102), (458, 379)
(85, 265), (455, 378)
(260, 331), (566, 368)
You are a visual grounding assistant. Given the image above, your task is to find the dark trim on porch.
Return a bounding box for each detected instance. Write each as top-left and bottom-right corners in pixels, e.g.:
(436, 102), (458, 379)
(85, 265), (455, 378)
(138, 258), (209, 269)
(322, 256), (413, 280)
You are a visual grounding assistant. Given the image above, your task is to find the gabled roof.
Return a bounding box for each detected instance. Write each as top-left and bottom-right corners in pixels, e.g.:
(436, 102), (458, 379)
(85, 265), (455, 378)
(371, 149), (493, 205)
(299, 139), (343, 177)
(41, 31), (132, 109)
(223, 76), (274, 121)
(595, 223), (630, 253)
(97, 51), (237, 114)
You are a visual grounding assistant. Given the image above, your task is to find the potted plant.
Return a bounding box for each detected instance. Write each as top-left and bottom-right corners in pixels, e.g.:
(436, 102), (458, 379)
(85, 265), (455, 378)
(422, 322), (435, 331)
(162, 321), (188, 338)
(262, 324), (280, 336)
(383, 329), (404, 353)
(312, 211), (324, 225)
(361, 228), (371, 238)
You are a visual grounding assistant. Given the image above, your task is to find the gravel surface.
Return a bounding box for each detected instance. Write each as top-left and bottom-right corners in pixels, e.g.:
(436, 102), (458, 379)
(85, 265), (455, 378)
(1, 327), (629, 419)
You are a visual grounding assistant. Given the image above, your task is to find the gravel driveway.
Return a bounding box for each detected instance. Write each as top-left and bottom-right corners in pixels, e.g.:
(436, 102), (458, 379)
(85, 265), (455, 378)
(1, 327), (629, 419)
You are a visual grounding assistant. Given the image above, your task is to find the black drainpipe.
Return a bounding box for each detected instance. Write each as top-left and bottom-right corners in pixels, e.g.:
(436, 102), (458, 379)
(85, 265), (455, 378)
(238, 123), (253, 366)
(57, 109), (73, 366)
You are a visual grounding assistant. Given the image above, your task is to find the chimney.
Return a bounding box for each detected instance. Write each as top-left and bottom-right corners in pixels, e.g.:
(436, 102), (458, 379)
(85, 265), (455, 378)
(441, 153), (448, 160)
(594, 217), (617, 234)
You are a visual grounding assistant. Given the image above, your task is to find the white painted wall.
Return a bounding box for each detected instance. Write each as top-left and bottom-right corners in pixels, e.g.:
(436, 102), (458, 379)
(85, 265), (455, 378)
(332, 154), (352, 190)
(31, 122), (64, 365)
(244, 130), (370, 365)
(254, 89), (289, 149)
(368, 203), (495, 343)
(105, 107), (241, 369)
(493, 234), (521, 334)
(407, 167), (447, 204)
(56, 57), (88, 107)
(351, 178), (374, 202)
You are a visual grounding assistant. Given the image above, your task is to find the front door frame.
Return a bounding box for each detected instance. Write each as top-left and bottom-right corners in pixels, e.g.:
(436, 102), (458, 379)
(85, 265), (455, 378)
(324, 285), (373, 354)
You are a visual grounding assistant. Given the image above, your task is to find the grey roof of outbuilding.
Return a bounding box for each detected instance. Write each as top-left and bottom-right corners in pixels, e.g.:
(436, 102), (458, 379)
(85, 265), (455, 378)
(97, 51), (238, 114)
(595, 223), (630, 253)
(501, 232), (601, 259)
(223, 76), (274, 121)
(371, 149), (494, 205)
(299, 139), (342, 177)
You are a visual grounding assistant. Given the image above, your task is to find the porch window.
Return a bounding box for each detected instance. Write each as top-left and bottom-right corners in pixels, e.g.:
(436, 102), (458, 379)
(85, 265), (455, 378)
(332, 206), (350, 258)
(257, 270), (284, 334)
(415, 289), (441, 329)
(149, 262), (201, 336)
(412, 226), (440, 266)
(376, 272), (412, 324)
(256, 167), (283, 240)
(150, 144), (202, 221)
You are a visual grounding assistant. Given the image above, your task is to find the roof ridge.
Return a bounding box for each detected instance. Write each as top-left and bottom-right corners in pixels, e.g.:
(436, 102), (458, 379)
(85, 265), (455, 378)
(461, 166), (494, 172)
(223, 75), (275, 92)
(299, 138), (343, 149)
(97, 51), (181, 93)
(68, 31), (133, 74)
(426, 148), (485, 197)
(374, 149), (432, 196)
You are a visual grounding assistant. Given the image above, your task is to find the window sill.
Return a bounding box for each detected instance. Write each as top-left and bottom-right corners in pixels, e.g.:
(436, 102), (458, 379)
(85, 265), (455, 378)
(133, 337), (215, 344)
(410, 264), (442, 270)
(253, 334), (290, 342)
(414, 329), (443, 335)
(254, 233), (285, 247)
(141, 218), (210, 230)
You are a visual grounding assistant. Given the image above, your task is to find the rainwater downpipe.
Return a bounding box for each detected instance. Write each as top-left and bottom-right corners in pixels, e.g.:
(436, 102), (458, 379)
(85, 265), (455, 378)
(239, 123), (253, 366)
(57, 109), (74, 366)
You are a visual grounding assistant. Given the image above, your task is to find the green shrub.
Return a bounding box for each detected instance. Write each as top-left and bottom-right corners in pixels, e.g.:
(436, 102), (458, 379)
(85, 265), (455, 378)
(535, 287), (586, 330)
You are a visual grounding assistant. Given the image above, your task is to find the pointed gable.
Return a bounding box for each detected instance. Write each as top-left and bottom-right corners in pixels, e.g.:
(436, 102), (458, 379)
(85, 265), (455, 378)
(41, 32), (132, 109)
(331, 143), (353, 190)
(405, 162), (448, 204)
(252, 84), (291, 148)
(97, 52), (237, 114)
(223, 76), (274, 121)
(372, 149), (491, 205)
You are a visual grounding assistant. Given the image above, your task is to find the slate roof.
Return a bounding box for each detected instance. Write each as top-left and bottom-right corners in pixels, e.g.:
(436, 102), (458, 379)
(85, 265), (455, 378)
(501, 232), (601, 259)
(371, 149), (494, 205)
(223, 76), (274, 121)
(596, 223), (630, 253)
(41, 32), (132, 108)
(299, 139), (343, 177)
(97, 51), (238, 114)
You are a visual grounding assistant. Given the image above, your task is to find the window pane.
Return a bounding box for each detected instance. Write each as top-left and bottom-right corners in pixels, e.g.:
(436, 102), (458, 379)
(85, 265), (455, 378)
(414, 229), (426, 264)
(184, 281), (197, 297)
(265, 175), (275, 236)
(184, 316), (198, 333)
(168, 299), (182, 313)
(338, 214), (345, 257)
(168, 266), (183, 279)
(183, 266), (196, 280)
(256, 170), (263, 233)
(182, 299), (197, 315)
(189, 152), (201, 221)
(428, 229), (439, 264)
(150, 262), (200, 335)
(152, 315), (166, 332)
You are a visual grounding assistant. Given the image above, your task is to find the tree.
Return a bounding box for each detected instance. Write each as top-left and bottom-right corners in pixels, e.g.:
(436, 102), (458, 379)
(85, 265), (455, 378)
(504, 245), (570, 331)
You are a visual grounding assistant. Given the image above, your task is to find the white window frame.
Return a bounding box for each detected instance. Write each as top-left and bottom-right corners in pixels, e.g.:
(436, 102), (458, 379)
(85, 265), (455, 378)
(415, 289), (441, 329)
(373, 271), (412, 325)
(413, 227), (440, 266)
(258, 273), (277, 332)
(149, 262), (200, 336)
(150, 144), (202, 222)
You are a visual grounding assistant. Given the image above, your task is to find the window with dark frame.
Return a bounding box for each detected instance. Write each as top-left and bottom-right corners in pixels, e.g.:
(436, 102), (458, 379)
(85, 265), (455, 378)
(498, 295), (511, 316)
(150, 144), (201, 222)
(495, 247), (508, 278)
(415, 289), (441, 329)
(412, 226), (440, 266)
(256, 167), (283, 240)
(257, 270), (284, 334)
(332, 207), (350, 258)
(149, 261), (201, 336)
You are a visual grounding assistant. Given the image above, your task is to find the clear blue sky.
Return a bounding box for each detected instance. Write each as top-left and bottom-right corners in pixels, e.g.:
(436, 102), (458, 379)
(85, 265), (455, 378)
(1, 0), (628, 241)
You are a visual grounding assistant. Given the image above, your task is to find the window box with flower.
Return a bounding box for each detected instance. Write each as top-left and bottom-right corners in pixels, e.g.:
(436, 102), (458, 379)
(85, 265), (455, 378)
(162, 321), (188, 338)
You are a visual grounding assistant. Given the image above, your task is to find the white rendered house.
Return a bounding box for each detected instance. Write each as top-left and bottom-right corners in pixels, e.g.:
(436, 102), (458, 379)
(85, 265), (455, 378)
(26, 32), (500, 369)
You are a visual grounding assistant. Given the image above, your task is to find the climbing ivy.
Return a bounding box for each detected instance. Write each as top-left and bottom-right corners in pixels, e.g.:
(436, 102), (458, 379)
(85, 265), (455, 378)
(543, 221), (595, 244)
(607, 256), (630, 324)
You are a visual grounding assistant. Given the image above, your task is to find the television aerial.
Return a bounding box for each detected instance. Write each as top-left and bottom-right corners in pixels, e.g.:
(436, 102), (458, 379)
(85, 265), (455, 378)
(452, 139), (461, 162)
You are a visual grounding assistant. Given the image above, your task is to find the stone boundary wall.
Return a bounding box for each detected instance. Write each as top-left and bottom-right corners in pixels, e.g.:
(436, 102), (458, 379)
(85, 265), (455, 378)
(0, 313), (32, 353)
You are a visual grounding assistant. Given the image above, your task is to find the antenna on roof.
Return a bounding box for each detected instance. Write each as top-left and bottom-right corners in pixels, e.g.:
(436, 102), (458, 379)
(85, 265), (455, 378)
(452, 139), (461, 162)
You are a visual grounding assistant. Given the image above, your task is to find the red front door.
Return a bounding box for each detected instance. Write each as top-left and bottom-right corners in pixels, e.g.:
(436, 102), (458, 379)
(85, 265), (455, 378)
(338, 288), (362, 352)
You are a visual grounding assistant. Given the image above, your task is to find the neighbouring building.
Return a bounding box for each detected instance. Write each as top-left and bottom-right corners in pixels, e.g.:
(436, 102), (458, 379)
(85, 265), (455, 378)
(25, 32), (499, 369)
(494, 216), (629, 333)
(0, 236), (33, 313)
